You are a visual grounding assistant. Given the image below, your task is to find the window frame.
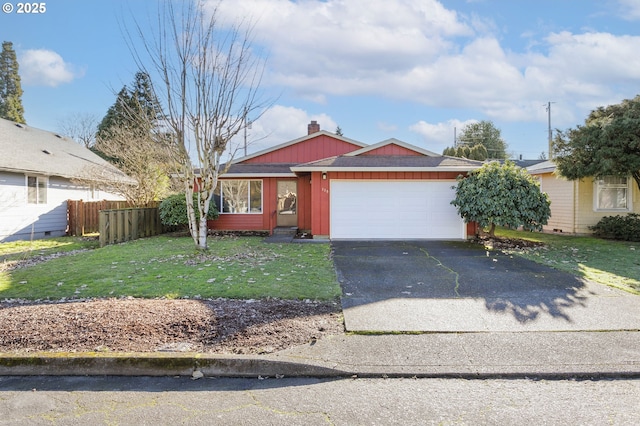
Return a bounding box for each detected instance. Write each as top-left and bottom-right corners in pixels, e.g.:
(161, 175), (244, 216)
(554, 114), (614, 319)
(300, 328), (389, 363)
(26, 175), (48, 205)
(594, 176), (631, 212)
(219, 179), (263, 214)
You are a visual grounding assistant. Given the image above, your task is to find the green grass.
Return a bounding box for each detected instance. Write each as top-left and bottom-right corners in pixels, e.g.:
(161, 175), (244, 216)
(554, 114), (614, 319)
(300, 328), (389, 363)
(0, 236), (340, 301)
(0, 237), (99, 261)
(495, 227), (640, 294)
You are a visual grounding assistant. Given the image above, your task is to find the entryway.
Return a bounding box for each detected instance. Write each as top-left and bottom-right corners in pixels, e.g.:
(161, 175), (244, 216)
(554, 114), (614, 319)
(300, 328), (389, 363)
(276, 180), (297, 227)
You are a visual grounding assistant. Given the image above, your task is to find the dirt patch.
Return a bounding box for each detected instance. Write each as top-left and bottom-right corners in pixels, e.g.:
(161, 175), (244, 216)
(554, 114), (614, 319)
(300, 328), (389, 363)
(0, 298), (343, 354)
(473, 235), (546, 252)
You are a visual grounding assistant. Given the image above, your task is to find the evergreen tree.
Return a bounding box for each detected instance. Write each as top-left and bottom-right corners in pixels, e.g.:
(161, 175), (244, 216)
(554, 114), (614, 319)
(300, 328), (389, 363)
(94, 71), (173, 205)
(0, 41), (25, 124)
(458, 120), (507, 159)
(96, 71), (162, 141)
(554, 94), (640, 191)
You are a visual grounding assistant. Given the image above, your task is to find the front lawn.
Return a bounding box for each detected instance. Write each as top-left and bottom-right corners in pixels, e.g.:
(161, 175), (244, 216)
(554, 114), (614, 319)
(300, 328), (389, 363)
(0, 235), (341, 301)
(0, 237), (99, 261)
(495, 228), (640, 294)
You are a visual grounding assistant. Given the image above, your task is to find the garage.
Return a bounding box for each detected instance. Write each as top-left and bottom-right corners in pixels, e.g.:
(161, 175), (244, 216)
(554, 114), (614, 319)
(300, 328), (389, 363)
(330, 180), (465, 240)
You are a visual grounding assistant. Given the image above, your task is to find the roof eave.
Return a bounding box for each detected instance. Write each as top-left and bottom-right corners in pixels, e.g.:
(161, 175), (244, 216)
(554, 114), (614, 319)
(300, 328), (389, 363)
(289, 166), (480, 173)
(219, 172), (297, 178)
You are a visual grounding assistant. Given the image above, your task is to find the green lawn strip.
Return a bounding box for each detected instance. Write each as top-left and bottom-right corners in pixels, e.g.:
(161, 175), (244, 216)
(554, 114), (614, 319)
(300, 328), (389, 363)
(0, 236), (341, 301)
(0, 237), (99, 262)
(495, 227), (640, 294)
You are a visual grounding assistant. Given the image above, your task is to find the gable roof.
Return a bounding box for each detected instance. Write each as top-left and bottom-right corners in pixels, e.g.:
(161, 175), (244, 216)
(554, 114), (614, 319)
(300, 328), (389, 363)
(344, 138), (441, 157)
(231, 130), (367, 164)
(0, 118), (133, 183)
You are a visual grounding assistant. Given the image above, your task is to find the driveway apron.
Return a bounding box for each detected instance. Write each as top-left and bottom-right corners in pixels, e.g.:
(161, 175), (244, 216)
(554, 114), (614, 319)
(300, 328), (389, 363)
(332, 240), (640, 332)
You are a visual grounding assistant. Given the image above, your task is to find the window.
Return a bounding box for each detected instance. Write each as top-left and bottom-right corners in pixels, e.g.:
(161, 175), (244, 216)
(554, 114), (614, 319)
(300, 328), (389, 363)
(27, 176), (47, 204)
(220, 180), (262, 213)
(595, 176), (630, 211)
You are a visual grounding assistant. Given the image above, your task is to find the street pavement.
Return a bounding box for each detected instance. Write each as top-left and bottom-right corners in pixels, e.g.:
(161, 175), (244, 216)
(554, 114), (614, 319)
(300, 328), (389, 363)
(2, 376), (639, 425)
(0, 240), (639, 379)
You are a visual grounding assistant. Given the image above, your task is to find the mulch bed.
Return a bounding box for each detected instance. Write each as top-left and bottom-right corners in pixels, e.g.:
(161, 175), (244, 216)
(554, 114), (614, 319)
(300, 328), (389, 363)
(0, 298), (343, 354)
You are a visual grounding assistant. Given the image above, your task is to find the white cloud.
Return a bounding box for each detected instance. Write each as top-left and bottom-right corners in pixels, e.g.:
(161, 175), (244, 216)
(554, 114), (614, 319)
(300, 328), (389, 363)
(213, 0), (640, 129)
(19, 49), (82, 87)
(618, 0), (640, 20)
(410, 119), (477, 149)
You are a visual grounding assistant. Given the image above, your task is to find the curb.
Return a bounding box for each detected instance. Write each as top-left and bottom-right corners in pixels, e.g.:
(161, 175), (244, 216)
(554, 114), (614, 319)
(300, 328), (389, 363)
(1, 352), (640, 380)
(0, 353), (346, 378)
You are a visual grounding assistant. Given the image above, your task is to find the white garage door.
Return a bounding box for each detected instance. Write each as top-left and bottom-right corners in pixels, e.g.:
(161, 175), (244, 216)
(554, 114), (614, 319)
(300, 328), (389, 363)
(330, 180), (465, 239)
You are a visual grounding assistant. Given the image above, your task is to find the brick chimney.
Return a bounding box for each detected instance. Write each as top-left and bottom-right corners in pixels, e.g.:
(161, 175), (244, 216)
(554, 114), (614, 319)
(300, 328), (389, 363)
(307, 120), (320, 135)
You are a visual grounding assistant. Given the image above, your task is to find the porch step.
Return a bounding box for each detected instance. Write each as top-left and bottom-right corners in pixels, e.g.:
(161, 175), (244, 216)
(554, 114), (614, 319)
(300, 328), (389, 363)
(272, 226), (298, 236)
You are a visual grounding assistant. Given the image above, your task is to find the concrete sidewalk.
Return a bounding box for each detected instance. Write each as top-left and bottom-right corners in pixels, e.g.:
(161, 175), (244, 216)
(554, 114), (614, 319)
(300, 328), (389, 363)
(1, 331), (638, 379)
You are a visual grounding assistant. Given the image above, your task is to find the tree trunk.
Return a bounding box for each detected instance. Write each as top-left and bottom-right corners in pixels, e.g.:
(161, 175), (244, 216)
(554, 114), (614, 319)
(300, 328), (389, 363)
(632, 171), (640, 193)
(197, 215), (208, 250)
(488, 222), (496, 237)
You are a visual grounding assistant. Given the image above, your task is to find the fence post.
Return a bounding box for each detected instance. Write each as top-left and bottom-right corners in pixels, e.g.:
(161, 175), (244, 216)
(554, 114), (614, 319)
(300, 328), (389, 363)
(99, 210), (107, 247)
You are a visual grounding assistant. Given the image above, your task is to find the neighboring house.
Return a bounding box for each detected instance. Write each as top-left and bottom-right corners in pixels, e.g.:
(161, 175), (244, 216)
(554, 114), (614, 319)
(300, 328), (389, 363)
(527, 160), (640, 234)
(0, 118), (132, 242)
(211, 121), (483, 240)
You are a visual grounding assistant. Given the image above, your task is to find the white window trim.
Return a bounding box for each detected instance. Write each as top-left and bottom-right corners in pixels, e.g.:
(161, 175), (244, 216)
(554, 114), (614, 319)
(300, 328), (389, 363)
(26, 175), (48, 205)
(593, 176), (631, 212)
(220, 179), (263, 214)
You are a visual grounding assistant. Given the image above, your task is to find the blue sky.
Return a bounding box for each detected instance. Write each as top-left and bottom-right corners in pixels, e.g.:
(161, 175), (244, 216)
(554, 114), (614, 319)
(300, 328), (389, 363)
(2, 0), (640, 159)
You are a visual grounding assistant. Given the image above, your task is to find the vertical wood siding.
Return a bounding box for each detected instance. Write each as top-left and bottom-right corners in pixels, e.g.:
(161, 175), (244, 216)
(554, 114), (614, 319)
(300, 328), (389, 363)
(242, 135), (362, 164)
(360, 144), (424, 156)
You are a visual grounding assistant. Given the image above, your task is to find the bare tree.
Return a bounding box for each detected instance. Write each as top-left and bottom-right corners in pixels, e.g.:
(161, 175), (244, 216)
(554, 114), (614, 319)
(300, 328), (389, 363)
(127, 1), (269, 249)
(58, 112), (99, 148)
(93, 124), (174, 206)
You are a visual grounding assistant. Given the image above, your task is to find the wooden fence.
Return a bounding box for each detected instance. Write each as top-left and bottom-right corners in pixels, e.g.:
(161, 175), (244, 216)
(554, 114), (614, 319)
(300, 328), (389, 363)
(98, 207), (164, 247)
(67, 200), (133, 236)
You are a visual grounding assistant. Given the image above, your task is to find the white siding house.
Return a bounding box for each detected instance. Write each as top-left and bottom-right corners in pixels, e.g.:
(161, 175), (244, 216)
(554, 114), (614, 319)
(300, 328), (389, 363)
(0, 118), (132, 242)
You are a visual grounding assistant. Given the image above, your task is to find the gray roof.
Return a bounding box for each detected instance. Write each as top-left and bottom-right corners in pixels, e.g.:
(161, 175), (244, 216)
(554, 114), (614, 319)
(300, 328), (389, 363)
(291, 155), (484, 172)
(526, 160), (557, 175)
(222, 163), (298, 176)
(0, 118), (133, 182)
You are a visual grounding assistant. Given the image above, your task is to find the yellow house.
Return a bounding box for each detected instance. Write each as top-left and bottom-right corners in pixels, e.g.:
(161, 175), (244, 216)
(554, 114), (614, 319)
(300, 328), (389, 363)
(527, 161), (640, 234)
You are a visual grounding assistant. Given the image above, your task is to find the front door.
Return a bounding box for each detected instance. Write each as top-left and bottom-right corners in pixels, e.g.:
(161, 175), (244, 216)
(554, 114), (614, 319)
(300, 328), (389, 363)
(276, 180), (298, 227)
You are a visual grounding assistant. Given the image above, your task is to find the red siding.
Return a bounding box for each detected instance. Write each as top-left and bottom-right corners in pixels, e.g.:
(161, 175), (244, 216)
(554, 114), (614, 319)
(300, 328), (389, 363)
(297, 174), (312, 231)
(361, 144), (423, 156)
(242, 134), (362, 164)
(209, 177), (276, 232)
(209, 176), (313, 233)
(310, 171), (331, 237)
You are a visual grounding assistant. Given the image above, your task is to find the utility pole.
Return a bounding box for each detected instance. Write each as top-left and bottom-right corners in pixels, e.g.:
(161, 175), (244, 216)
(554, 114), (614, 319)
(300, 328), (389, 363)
(546, 102), (555, 159)
(243, 107), (252, 157)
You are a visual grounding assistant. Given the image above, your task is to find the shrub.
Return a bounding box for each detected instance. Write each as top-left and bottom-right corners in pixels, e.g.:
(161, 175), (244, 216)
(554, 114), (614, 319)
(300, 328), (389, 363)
(159, 193), (219, 226)
(589, 214), (640, 241)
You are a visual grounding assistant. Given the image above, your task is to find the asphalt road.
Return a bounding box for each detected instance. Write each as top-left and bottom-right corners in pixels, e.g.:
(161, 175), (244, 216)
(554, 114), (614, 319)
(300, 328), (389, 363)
(1, 376), (639, 425)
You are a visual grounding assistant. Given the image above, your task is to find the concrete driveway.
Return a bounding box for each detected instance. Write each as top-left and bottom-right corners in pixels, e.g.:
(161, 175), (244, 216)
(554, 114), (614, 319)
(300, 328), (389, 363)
(333, 240), (640, 332)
